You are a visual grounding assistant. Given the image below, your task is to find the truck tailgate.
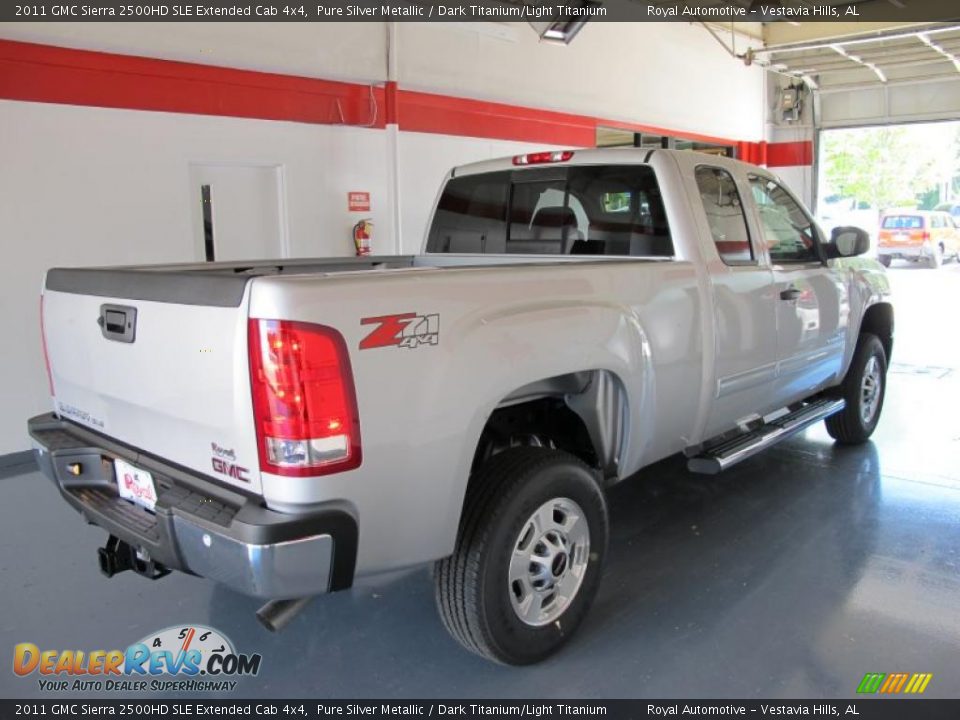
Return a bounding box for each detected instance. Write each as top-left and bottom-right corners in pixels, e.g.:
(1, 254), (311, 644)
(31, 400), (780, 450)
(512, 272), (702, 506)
(42, 268), (262, 494)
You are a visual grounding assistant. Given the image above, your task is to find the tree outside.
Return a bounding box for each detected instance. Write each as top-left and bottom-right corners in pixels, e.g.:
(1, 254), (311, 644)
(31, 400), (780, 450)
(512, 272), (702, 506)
(818, 121), (960, 217)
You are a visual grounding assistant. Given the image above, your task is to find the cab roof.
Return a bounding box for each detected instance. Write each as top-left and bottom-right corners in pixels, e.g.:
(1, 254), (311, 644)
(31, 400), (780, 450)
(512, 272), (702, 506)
(451, 147), (767, 180)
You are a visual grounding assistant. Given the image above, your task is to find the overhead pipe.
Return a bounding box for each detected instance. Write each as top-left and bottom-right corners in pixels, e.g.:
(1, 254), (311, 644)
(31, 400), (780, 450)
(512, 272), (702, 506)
(385, 21), (403, 255)
(699, 22), (817, 88)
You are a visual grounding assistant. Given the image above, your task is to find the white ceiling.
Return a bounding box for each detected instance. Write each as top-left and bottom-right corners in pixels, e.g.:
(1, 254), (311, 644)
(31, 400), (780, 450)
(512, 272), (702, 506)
(758, 23), (960, 89)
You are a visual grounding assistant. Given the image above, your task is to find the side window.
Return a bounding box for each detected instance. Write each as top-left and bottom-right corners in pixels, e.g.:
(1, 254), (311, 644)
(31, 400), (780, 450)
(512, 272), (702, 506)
(695, 166), (753, 264)
(749, 176), (819, 263)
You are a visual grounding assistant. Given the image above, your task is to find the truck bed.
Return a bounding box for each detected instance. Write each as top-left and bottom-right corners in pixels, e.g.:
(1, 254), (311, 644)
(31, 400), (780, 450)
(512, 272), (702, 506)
(47, 252), (669, 305)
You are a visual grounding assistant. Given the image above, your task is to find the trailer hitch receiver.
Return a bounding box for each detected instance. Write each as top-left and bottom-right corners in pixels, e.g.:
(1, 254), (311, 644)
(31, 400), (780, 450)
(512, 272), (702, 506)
(98, 535), (170, 580)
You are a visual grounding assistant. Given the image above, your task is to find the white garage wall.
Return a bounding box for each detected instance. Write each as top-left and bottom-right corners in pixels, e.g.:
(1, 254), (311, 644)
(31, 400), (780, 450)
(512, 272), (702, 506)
(769, 118), (815, 208)
(765, 73), (816, 208)
(0, 22), (768, 455)
(0, 100), (394, 455)
(0, 100), (564, 453)
(398, 22), (765, 142)
(0, 21), (766, 142)
(2, 21), (389, 83)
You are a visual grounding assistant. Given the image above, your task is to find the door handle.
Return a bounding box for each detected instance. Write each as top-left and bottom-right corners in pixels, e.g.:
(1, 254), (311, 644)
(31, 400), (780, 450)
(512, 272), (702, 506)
(780, 287), (802, 301)
(98, 304), (137, 343)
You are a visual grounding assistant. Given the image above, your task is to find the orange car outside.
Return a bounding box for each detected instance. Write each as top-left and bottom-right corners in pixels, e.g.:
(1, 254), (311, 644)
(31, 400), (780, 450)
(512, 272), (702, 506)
(877, 210), (960, 268)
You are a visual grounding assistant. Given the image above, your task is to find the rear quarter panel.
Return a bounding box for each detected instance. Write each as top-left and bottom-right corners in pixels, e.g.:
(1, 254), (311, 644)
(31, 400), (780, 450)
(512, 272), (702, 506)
(249, 260), (706, 575)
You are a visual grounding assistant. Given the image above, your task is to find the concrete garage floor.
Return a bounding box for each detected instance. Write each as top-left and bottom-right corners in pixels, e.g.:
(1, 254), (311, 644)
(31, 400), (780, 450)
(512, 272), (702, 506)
(1, 263), (959, 700)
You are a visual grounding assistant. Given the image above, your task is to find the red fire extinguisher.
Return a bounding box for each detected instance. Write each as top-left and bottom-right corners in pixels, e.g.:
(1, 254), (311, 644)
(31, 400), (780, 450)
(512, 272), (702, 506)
(353, 219), (373, 256)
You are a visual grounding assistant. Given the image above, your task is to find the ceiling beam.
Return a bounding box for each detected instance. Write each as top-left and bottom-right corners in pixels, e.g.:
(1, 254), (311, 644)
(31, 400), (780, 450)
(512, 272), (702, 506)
(829, 44), (887, 82)
(757, 22), (960, 55)
(919, 33), (960, 74)
(762, 21), (946, 48)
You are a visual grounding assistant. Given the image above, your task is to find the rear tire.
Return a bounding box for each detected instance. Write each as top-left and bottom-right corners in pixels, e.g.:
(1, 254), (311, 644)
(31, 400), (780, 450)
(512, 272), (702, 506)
(825, 333), (887, 445)
(434, 447), (608, 665)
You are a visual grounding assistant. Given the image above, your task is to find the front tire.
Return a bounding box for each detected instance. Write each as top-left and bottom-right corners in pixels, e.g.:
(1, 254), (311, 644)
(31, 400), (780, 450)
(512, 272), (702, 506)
(825, 333), (887, 444)
(929, 244), (944, 268)
(434, 447), (608, 665)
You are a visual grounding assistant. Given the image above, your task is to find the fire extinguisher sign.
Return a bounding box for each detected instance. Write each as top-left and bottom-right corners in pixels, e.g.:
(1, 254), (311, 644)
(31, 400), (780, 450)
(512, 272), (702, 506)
(348, 191), (371, 212)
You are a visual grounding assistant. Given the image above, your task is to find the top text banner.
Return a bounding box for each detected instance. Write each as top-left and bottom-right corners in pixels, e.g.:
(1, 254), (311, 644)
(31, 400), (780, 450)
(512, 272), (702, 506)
(3, 0), (959, 23)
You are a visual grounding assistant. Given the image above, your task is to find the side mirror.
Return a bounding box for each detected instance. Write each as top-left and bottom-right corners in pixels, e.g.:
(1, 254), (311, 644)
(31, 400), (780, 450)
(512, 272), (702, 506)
(824, 226), (870, 259)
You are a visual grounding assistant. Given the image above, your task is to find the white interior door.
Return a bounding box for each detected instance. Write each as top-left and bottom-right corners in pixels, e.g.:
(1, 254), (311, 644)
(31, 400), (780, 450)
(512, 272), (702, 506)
(190, 163), (286, 262)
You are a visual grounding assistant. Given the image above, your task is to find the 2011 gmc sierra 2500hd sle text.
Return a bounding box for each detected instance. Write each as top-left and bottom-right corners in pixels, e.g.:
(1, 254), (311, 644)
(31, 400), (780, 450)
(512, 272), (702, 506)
(29, 149), (892, 664)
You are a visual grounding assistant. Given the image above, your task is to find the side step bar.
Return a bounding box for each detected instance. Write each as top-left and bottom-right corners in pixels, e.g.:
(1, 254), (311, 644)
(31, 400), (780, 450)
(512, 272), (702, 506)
(687, 398), (845, 475)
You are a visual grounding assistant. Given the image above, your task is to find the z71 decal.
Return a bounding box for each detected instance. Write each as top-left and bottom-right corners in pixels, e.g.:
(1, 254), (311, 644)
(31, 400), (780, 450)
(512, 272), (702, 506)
(360, 313), (439, 350)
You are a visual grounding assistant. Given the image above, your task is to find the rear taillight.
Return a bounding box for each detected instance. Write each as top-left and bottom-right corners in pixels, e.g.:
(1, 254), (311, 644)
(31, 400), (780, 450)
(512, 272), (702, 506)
(40, 295), (54, 396)
(512, 151), (575, 166)
(921, 230), (931, 242)
(248, 319), (361, 477)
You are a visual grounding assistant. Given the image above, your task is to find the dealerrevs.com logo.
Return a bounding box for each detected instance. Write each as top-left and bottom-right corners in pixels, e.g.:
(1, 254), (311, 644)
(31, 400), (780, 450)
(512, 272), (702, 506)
(13, 625), (261, 693)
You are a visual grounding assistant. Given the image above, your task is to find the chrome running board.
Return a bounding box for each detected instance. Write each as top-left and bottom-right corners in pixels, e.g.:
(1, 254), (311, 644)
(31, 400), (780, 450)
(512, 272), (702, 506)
(687, 398), (845, 475)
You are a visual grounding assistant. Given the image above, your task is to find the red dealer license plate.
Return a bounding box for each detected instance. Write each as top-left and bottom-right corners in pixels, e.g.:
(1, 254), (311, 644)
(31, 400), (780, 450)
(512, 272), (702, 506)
(115, 458), (157, 512)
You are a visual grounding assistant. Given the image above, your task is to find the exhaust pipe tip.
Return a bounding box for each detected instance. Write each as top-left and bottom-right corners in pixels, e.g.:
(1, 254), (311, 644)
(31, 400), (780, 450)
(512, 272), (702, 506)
(97, 547), (116, 577)
(256, 597), (313, 633)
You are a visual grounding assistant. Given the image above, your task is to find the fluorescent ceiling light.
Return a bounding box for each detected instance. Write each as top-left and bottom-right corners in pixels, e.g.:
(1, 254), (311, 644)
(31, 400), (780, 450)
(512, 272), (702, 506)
(527, 1), (600, 45)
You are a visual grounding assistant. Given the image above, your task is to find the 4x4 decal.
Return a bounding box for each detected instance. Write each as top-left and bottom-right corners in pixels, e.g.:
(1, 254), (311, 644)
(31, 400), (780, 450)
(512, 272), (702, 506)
(360, 313), (439, 350)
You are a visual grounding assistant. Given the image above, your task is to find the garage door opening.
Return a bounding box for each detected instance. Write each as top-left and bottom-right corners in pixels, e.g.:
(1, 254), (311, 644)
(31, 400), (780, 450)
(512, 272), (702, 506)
(817, 120), (960, 373)
(816, 120), (960, 267)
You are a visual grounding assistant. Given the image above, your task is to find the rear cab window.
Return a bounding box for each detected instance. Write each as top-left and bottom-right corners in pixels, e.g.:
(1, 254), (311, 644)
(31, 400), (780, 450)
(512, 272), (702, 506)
(426, 165), (673, 257)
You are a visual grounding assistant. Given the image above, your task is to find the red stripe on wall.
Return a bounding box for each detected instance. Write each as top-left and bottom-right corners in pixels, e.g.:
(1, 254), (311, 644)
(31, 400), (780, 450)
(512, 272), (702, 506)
(0, 39), (385, 127)
(384, 80), (399, 126)
(396, 89), (597, 146)
(0, 38), (776, 156)
(396, 90), (746, 149)
(738, 140), (767, 166)
(766, 140), (813, 167)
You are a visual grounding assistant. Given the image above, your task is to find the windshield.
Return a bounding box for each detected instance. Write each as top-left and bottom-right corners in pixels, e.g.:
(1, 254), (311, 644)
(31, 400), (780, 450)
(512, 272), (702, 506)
(425, 165), (673, 257)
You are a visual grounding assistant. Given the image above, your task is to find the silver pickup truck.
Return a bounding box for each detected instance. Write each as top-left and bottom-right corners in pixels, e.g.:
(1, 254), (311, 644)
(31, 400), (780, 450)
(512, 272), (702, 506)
(29, 149), (892, 664)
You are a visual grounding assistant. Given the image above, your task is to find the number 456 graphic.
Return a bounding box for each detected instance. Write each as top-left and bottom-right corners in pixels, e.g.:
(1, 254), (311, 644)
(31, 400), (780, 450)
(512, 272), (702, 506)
(360, 312), (440, 350)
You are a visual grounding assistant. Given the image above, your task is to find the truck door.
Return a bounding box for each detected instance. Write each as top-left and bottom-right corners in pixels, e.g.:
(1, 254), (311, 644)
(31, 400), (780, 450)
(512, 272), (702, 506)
(747, 175), (846, 406)
(694, 166), (779, 438)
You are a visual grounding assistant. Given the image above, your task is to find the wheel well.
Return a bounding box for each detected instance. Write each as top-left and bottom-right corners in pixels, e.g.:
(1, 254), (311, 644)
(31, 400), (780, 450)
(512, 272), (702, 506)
(472, 370), (627, 481)
(473, 397), (597, 473)
(861, 302), (894, 362)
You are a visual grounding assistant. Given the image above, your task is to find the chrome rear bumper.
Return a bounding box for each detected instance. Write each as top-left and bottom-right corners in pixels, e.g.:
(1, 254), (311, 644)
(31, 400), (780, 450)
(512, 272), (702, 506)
(28, 413), (357, 599)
